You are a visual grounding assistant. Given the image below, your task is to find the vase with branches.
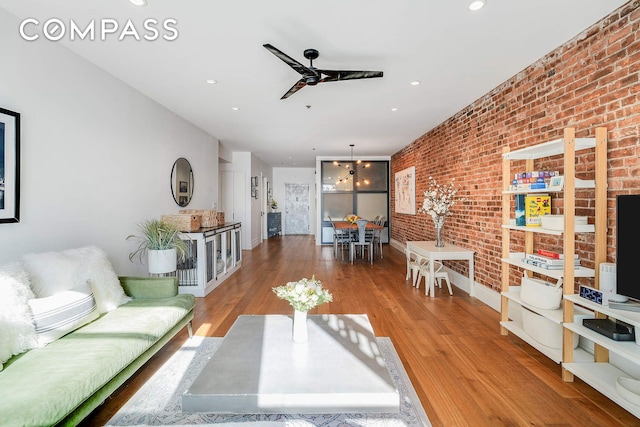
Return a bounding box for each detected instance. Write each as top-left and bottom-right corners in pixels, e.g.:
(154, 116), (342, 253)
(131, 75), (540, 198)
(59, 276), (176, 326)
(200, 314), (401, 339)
(418, 177), (464, 247)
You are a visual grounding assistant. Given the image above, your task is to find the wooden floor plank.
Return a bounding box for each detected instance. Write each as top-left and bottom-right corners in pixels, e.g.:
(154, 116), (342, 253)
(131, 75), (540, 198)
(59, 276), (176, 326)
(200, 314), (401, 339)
(81, 236), (639, 426)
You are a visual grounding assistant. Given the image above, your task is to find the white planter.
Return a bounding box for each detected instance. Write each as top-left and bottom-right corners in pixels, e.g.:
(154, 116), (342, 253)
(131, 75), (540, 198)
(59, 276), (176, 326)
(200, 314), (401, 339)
(292, 310), (308, 343)
(148, 248), (177, 274)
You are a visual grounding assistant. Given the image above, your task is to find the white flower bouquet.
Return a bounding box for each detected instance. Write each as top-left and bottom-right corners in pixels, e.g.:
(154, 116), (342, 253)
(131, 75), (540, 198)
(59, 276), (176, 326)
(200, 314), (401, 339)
(418, 177), (464, 247)
(418, 177), (463, 220)
(273, 275), (333, 312)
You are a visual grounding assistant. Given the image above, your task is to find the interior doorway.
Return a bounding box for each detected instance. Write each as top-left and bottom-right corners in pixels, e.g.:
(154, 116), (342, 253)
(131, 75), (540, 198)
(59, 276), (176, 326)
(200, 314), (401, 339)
(284, 183), (309, 235)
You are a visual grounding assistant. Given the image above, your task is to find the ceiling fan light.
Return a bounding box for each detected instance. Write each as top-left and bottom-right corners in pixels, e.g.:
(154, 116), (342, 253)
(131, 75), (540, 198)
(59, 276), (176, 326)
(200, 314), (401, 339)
(468, 0), (486, 11)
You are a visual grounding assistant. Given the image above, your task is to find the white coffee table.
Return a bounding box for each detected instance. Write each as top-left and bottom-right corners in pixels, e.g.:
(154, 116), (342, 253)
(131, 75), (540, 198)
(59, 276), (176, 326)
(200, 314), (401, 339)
(182, 314), (399, 414)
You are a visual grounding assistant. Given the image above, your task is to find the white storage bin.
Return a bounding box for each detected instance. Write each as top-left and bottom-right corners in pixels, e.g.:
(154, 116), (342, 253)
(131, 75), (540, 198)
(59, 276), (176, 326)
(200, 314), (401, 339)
(522, 307), (579, 349)
(520, 276), (562, 310)
(540, 215), (587, 231)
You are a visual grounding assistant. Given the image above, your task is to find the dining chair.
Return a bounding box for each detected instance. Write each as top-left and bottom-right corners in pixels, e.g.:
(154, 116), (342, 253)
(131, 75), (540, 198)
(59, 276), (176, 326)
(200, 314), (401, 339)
(373, 216), (386, 259)
(404, 248), (421, 284)
(415, 257), (453, 296)
(328, 215), (351, 260)
(350, 219), (374, 265)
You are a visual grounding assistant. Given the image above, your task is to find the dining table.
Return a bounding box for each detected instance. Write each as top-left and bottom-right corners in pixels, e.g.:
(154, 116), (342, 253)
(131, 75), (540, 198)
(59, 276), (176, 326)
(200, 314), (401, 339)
(332, 221), (385, 231)
(406, 240), (475, 297)
(332, 220), (385, 263)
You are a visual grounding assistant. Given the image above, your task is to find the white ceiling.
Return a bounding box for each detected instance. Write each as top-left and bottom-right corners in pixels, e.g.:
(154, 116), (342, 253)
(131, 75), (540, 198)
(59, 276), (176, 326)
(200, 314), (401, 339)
(0, 0), (627, 167)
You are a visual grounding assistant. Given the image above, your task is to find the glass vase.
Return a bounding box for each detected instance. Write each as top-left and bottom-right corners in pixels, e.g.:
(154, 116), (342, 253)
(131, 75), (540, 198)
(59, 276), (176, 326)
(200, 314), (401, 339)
(292, 309), (308, 343)
(434, 216), (445, 247)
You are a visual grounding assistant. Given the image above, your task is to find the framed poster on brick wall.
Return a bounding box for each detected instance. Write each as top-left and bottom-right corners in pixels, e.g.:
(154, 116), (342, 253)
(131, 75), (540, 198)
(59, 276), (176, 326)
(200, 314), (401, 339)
(394, 166), (415, 215)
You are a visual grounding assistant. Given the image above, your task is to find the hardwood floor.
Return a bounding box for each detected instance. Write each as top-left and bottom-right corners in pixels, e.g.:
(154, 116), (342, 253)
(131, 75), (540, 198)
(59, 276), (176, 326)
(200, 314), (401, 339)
(84, 236), (638, 426)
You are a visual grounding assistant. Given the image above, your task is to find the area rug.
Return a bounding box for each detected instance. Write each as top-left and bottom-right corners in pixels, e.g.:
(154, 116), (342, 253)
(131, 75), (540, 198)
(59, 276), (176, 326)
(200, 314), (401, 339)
(107, 336), (431, 426)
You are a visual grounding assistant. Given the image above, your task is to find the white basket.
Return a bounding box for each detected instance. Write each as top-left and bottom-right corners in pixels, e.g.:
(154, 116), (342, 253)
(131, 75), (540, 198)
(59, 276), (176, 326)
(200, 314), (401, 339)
(522, 307), (579, 349)
(540, 215), (588, 231)
(520, 275), (562, 310)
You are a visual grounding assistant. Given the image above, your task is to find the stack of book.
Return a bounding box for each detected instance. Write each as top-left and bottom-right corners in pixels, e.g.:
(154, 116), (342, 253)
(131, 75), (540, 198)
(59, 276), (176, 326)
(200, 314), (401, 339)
(523, 250), (580, 270)
(509, 170), (560, 191)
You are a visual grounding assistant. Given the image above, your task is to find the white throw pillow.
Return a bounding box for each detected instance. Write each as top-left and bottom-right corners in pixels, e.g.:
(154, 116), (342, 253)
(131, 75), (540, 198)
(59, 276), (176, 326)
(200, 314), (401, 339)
(22, 250), (81, 298)
(78, 247), (131, 313)
(29, 281), (99, 346)
(23, 246), (130, 313)
(0, 263), (38, 370)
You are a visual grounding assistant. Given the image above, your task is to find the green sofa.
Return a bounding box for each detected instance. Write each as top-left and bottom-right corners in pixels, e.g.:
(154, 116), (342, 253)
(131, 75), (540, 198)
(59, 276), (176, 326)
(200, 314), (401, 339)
(0, 276), (195, 427)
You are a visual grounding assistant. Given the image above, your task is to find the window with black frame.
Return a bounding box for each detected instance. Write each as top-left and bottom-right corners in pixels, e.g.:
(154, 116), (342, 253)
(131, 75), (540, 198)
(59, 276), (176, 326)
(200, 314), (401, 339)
(320, 160), (389, 244)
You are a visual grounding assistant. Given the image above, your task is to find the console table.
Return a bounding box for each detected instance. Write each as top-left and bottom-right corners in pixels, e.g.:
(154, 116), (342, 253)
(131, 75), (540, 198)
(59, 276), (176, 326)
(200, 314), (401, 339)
(182, 314), (399, 414)
(177, 222), (242, 297)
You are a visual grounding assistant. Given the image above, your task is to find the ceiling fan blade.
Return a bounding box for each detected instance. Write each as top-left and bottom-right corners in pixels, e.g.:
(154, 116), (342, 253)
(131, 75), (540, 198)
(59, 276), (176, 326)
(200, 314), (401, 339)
(319, 70), (383, 82)
(281, 78), (307, 99)
(263, 44), (312, 76)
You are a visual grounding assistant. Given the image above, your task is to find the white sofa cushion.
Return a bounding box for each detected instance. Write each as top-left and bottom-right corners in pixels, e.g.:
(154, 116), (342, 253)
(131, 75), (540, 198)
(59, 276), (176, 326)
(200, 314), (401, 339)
(23, 246), (131, 313)
(0, 263), (38, 370)
(29, 281), (99, 346)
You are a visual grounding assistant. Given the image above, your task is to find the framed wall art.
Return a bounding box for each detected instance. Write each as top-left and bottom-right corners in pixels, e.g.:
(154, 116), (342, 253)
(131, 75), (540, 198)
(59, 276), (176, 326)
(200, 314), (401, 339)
(0, 108), (20, 223)
(394, 166), (416, 215)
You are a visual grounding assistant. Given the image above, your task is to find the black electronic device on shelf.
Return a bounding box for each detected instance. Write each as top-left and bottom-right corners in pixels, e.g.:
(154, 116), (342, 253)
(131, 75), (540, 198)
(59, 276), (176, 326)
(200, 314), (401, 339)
(583, 318), (635, 341)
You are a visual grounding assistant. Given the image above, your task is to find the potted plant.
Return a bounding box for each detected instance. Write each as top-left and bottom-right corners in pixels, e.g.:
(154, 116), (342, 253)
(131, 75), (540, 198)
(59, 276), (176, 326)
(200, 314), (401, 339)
(270, 198), (278, 212)
(127, 219), (189, 274)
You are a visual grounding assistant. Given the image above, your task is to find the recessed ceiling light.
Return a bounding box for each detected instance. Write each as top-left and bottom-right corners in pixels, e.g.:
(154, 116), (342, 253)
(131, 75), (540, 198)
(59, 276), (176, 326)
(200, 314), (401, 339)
(468, 0), (486, 11)
(129, 0), (147, 6)
(231, 107), (240, 111)
(391, 107), (399, 112)
(206, 79), (217, 85)
(410, 81), (421, 86)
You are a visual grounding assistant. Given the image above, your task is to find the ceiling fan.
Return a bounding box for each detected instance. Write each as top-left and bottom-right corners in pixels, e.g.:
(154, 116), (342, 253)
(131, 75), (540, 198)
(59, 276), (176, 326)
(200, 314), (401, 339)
(263, 43), (383, 99)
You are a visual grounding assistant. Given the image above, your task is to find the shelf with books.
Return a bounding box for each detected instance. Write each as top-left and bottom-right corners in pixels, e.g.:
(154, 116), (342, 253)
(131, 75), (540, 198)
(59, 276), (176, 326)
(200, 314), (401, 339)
(503, 177), (595, 194)
(502, 252), (595, 279)
(501, 224), (595, 235)
(500, 127), (607, 373)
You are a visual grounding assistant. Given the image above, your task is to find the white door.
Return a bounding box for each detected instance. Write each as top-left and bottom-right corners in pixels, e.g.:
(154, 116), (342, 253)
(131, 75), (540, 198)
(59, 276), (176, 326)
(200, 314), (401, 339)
(285, 183), (309, 235)
(221, 171), (245, 224)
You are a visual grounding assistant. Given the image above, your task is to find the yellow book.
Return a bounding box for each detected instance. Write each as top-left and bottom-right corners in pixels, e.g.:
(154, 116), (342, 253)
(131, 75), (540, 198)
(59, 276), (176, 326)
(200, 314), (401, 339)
(525, 194), (551, 227)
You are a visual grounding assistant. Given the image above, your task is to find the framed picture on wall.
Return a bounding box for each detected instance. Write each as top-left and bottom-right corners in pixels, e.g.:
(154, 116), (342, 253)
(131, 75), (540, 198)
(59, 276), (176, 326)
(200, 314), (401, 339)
(179, 181), (188, 193)
(394, 166), (416, 215)
(0, 108), (20, 223)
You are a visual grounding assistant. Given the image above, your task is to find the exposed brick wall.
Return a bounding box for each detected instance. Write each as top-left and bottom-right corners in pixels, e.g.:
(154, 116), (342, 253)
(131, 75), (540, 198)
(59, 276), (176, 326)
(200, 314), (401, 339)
(391, 1), (640, 292)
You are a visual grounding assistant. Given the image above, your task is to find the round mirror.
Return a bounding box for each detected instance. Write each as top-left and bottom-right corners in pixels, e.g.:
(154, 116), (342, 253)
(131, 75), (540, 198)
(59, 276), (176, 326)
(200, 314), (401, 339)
(170, 158), (194, 207)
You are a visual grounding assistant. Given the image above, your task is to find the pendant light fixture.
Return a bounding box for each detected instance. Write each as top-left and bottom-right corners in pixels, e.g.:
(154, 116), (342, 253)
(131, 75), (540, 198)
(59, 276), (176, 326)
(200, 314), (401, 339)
(334, 144), (371, 186)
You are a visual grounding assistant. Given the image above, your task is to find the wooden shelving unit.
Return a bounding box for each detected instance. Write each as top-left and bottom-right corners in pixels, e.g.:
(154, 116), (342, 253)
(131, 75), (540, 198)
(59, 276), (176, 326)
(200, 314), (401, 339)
(500, 128), (606, 367)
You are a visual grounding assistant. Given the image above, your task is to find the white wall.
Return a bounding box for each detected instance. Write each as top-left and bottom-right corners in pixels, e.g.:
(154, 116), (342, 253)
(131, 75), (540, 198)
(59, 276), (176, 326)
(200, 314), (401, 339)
(0, 9), (219, 275)
(273, 167), (316, 236)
